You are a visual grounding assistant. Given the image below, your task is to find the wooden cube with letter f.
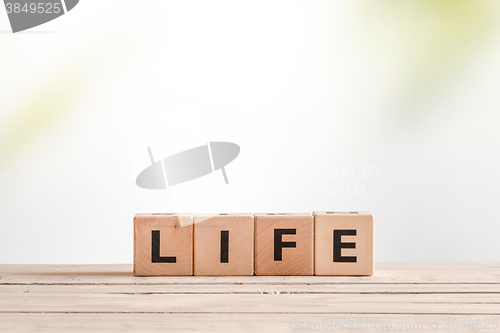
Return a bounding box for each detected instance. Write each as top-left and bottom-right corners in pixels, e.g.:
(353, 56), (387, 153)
(254, 213), (313, 276)
(314, 212), (374, 276)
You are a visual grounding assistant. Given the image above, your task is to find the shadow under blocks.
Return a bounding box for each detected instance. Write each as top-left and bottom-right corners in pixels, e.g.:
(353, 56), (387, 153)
(133, 212), (373, 276)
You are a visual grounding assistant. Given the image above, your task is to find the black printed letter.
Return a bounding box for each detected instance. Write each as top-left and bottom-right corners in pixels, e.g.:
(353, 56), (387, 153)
(333, 229), (356, 262)
(274, 229), (296, 261)
(151, 230), (176, 263)
(220, 230), (229, 263)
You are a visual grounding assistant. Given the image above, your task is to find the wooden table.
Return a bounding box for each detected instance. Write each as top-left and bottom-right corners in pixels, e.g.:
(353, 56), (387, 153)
(0, 263), (499, 332)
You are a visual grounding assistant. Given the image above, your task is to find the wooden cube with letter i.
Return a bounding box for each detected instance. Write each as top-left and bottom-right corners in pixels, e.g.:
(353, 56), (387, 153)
(134, 213), (193, 276)
(314, 212), (374, 276)
(194, 213), (254, 276)
(254, 213), (314, 276)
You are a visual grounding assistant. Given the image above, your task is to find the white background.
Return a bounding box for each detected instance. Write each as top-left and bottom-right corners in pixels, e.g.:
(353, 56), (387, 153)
(1, 1), (499, 263)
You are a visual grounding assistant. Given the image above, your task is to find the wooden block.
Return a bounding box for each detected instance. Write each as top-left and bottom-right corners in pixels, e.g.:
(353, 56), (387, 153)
(314, 211), (374, 276)
(254, 213), (313, 276)
(194, 213), (254, 276)
(134, 213), (193, 276)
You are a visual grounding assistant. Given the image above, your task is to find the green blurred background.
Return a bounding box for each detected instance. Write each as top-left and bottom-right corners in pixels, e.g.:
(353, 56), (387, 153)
(1, 0), (499, 263)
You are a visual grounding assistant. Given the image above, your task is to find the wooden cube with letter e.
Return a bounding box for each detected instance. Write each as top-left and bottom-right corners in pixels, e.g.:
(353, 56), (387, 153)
(254, 213), (313, 276)
(134, 213), (193, 276)
(194, 213), (254, 276)
(314, 211), (374, 276)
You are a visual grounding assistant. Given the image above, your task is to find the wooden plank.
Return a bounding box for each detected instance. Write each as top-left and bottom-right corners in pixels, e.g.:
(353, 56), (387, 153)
(1, 313), (499, 332)
(1, 283), (500, 294)
(1, 293), (499, 314)
(1, 262), (500, 284)
(0, 263), (499, 332)
(1, 290), (499, 305)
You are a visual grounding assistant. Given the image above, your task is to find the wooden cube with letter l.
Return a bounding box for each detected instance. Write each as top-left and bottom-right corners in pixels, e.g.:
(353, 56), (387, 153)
(194, 213), (254, 276)
(254, 213), (313, 276)
(314, 211), (374, 276)
(134, 213), (193, 276)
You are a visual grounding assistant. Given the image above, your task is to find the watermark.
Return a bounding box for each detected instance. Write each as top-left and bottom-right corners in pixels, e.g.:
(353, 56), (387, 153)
(136, 142), (240, 189)
(257, 163), (379, 197)
(290, 318), (499, 331)
(268, 164), (379, 180)
(261, 179), (368, 197)
(3, 0), (79, 33)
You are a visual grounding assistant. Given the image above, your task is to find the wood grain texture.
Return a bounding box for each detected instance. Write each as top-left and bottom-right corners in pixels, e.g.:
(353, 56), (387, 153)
(1, 314), (499, 333)
(0, 263), (499, 332)
(254, 213), (313, 276)
(2, 283), (500, 294)
(194, 214), (254, 276)
(134, 213), (193, 276)
(1, 293), (500, 314)
(314, 211), (374, 276)
(2, 262), (500, 284)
